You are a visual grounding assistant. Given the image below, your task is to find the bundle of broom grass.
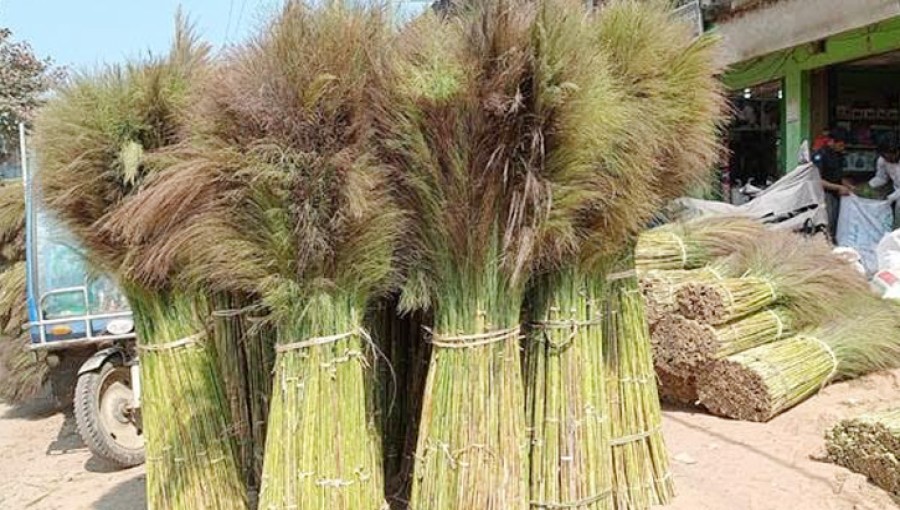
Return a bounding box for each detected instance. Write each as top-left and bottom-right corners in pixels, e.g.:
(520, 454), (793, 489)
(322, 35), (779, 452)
(635, 216), (763, 271)
(519, 0), (726, 507)
(108, 3), (402, 508)
(639, 264), (728, 325)
(698, 301), (900, 422)
(34, 18), (248, 508)
(380, 4), (537, 507)
(588, 1), (725, 506)
(826, 408), (900, 497)
(0, 182), (40, 404)
(674, 232), (865, 326)
(651, 308), (794, 379)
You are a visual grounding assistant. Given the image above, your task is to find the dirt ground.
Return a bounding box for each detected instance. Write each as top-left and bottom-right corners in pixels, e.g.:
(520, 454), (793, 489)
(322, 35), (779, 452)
(0, 398), (145, 510)
(1, 371), (898, 510)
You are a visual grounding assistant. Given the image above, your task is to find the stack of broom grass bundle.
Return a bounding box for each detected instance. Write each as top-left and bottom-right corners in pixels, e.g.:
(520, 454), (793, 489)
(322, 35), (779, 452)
(639, 218), (900, 422)
(34, 17), (249, 508)
(825, 408), (900, 497)
(0, 181), (42, 404)
(31, 0), (726, 508)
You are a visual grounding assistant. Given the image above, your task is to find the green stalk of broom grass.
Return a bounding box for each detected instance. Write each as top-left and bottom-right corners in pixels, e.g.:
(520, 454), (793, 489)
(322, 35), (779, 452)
(604, 253), (673, 509)
(130, 288), (247, 510)
(409, 257), (529, 510)
(258, 291), (386, 510)
(525, 268), (612, 510)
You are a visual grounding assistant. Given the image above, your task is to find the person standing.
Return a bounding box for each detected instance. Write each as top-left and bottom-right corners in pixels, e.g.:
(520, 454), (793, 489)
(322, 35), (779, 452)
(812, 134), (851, 239)
(869, 145), (900, 226)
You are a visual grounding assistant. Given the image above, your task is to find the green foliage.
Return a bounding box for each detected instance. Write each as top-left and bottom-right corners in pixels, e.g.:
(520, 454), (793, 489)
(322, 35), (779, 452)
(0, 27), (63, 142)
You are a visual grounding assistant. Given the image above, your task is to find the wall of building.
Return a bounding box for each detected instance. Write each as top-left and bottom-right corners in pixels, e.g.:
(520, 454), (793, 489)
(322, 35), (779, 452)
(723, 15), (900, 173)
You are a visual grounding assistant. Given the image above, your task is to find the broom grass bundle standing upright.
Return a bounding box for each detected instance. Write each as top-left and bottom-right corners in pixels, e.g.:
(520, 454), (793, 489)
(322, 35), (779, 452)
(109, 3), (402, 508)
(33, 20), (248, 509)
(520, 0), (684, 506)
(587, 2), (726, 507)
(378, 3), (547, 507)
(699, 302), (900, 422)
(0, 182), (39, 404)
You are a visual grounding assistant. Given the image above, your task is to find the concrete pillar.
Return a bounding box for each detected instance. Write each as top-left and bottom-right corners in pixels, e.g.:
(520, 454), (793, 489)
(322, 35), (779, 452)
(782, 67), (810, 172)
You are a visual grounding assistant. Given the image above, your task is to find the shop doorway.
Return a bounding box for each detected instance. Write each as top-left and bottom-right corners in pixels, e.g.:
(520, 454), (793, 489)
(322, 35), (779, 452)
(830, 51), (900, 183)
(725, 80), (783, 203)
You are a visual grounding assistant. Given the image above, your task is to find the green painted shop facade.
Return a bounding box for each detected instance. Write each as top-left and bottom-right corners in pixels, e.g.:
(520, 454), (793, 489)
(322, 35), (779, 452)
(714, 7), (900, 191)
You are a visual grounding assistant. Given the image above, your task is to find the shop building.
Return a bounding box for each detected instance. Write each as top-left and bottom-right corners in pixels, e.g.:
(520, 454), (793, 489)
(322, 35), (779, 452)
(704, 0), (900, 196)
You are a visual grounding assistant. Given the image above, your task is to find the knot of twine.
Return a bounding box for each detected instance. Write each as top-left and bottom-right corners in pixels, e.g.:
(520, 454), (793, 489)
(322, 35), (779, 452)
(530, 489), (613, 509)
(138, 333), (203, 352)
(274, 328), (398, 415)
(426, 326), (522, 349)
(766, 309), (785, 339)
(666, 231), (688, 267)
(531, 317), (603, 350)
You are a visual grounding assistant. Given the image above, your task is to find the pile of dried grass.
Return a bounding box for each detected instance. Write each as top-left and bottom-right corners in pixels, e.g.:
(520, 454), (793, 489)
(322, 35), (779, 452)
(826, 408), (900, 497)
(640, 222), (893, 417)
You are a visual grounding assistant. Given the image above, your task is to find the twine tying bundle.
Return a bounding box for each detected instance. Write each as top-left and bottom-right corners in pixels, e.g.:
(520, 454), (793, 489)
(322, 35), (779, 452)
(275, 331), (357, 353)
(804, 335), (840, 386)
(426, 325), (523, 349)
(530, 489), (613, 509)
(531, 317), (603, 350)
(138, 333), (203, 352)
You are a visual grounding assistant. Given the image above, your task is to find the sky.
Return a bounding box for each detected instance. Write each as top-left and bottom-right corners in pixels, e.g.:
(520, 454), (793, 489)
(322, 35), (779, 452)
(1, 0), (429, 71)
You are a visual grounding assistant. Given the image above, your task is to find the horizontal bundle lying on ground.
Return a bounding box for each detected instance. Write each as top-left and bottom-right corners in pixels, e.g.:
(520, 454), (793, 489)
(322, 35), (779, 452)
(640, 220), (898, 418)
(697, 304), (900, 421)
(826, 408), (900, 496)
(650, 308), (793, 379)
(635, 216), (763, 271)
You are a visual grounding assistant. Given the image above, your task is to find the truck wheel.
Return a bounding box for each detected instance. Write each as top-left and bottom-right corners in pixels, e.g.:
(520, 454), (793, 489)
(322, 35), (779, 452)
(74, 360), (144, 468)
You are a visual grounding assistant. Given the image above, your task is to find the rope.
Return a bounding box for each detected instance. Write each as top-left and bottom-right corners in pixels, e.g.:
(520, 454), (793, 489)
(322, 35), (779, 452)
(427, 326), (522, 349)
(531, 318), (603, 350)
(610, 425), (662, 446)
(276, 331), (355, 353)
(668, 231), (688, 267)
(530, 489), (613, 509)
(138, 333), (203, 352)
(606, 269), (637, 282)
(806, 335), (839, 385)
(763, 278), (779, 301)
(767, 309), (785, 339)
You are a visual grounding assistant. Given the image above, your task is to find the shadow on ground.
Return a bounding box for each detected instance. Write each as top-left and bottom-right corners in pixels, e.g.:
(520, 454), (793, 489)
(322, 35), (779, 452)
(45, 409), (87, 455)
(92, 475), (146, 510)
(1, 396), (58, 420)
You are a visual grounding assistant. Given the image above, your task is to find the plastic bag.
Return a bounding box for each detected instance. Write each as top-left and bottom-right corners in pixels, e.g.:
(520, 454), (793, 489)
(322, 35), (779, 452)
(673, 163), (828, 233)
(836, 195), (893, 274)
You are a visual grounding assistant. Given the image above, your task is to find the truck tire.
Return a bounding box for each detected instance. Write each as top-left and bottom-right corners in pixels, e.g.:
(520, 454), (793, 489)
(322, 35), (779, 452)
(74, 360), (144, 468)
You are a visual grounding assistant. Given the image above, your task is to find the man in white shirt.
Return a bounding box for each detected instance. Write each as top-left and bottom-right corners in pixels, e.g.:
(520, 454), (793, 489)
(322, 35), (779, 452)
(869, 145), (900, 225)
